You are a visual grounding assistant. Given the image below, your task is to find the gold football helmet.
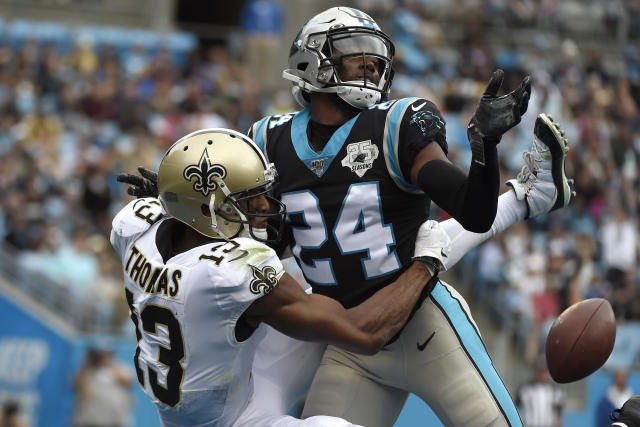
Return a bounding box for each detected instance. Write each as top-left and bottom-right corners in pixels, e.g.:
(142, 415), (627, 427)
(157, 128), (286, 242)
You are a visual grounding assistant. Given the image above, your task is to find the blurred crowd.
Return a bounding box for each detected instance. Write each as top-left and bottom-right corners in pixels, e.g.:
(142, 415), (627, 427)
(0, 22), (269, 332)
(363, 0), (640, 365)
(0, 1), (639, 370)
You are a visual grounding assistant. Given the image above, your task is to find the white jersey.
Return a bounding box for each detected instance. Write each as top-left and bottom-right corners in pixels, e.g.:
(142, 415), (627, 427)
(110, 198), (285, 427)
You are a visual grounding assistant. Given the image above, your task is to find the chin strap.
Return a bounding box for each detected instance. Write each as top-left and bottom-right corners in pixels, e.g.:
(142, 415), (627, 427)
(208, 193), (222, 237)
(209, 176), (250, 239)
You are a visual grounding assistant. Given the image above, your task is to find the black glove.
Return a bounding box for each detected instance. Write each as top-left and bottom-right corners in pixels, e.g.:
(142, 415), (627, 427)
(467, 69), (532, 165)
(610, 395), (640, 427)
(117, 167), (159, 198)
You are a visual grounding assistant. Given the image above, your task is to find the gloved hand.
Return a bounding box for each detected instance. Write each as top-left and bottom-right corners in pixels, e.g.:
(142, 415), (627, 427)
(412, 220), (451, 276)
(117, 167), (159, 198)
(467, 69), (532, 144)
(610, 394), (640, 427)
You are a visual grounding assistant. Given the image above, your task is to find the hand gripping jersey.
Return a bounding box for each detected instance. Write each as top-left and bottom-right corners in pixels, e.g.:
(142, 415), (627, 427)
(249, 97), (447, 308)
(110, 198), (285, 427)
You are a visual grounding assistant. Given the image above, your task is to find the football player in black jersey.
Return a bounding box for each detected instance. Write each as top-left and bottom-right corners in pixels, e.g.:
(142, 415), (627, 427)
(120, 115), (573, 427)
(249, 7), (532, 426)
(119, 7), (576, 426)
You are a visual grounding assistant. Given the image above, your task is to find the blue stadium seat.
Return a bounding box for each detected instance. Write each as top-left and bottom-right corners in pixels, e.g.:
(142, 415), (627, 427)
(605, 322), (640, 370)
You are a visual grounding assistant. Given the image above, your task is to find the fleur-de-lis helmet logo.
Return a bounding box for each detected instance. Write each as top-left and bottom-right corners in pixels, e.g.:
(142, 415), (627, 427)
(249, 265), (278, 295)
(183, 149), (227, 196)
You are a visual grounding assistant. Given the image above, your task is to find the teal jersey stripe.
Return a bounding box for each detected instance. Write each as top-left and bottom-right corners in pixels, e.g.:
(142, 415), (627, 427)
(432, 282), (523, 427)
(252, 116), (270, 154)
(386, 97), (422, 192)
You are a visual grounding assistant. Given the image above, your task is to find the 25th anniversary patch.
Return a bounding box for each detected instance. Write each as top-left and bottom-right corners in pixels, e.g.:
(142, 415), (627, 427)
(341, 140), (379, 178)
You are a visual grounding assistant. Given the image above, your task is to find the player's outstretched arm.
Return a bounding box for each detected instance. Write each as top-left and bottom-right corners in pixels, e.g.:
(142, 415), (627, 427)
(434, 113), (574, 270)
(409, 70), (532, 233)
(243, 222), (450, 355)
(242, 264), (431, 355)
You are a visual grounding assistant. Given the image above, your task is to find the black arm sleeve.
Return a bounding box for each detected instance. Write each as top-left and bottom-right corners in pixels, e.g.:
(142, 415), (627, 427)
(416, 141), (499, 233)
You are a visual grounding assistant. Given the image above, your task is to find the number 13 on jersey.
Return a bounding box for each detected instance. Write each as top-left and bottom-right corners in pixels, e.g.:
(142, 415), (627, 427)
(281, 182), (401, 285)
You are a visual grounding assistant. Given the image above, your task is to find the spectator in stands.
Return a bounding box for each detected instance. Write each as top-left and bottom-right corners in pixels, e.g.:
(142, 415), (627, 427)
(567, 229), (599, 304)
(597, 370), (635, 427)
(0, 401), (25, 427)
(600, 202), (637, 318)
(241, 0), (283, 92)
(72, 346), (132, 427)
(0, 3), (638, 345)
(516, 357), (565, 427)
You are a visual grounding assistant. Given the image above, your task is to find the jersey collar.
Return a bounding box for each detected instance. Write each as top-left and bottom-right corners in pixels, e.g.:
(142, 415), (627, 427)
(290, 108), (359, 178)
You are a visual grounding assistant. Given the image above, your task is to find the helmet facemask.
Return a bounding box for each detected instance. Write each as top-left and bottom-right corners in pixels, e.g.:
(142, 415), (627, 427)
(215, 168), (286, 244)
(318, 27), (394, 108)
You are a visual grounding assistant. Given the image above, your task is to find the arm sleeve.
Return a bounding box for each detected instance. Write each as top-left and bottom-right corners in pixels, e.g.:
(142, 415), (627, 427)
(397, 98), (499, 232)
(416, 143), (499, 232)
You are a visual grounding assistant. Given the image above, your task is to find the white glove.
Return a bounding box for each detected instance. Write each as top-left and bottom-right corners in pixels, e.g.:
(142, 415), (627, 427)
(412, 220), (451, 275)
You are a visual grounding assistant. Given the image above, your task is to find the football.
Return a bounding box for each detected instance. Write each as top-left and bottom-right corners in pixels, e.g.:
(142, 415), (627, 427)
(545, 298), (616, 383)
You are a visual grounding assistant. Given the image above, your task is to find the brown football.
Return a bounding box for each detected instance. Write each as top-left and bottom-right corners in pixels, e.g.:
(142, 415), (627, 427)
(545, 298), (616, 383)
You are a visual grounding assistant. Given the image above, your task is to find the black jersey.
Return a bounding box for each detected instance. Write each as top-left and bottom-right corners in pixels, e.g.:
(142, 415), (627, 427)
(248, 97), (448, 308)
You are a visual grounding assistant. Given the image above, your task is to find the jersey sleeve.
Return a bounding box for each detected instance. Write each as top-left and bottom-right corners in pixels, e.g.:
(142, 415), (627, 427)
(382, 97), (448, 193)
(110, 198), (165, 260)
(205, 238), (285, 345)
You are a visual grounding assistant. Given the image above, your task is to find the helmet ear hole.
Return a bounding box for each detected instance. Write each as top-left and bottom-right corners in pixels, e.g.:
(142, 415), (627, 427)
(297, 62), (308, 71)
(219, 202), (236, 216)
(200, 204), (211, 217)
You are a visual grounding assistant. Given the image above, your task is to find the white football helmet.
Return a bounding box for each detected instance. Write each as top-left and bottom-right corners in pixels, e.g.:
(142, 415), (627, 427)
(157, 128), (286, 243)
(283, 7), (395, 109)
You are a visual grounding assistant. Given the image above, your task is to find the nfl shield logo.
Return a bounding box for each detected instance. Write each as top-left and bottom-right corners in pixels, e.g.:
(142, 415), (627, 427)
(310, 157), (329, 177)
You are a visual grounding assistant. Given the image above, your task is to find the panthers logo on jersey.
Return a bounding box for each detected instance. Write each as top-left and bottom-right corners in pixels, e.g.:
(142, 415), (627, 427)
(249, 265), (278, 295)
(409, 111), (445, 137)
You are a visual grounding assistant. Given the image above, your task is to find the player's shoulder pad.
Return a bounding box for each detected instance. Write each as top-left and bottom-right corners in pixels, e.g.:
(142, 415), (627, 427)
(368, 97), (443, 130)
(398, 96), (448, 154)
(395, 97), (444, 124)
(404, 98), (445, 129)
(205, 237), (284, 299)
(248, 115), (272, 154)
(111, 198), (165, 247)
(204, 238), (285, 322)
(249, 111), (298, 154)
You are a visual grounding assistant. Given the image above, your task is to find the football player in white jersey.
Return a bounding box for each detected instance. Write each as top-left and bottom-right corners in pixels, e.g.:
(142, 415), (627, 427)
(110, 128), (452, 427)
